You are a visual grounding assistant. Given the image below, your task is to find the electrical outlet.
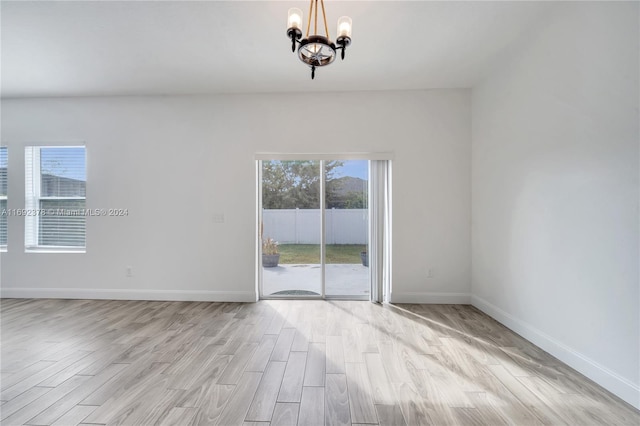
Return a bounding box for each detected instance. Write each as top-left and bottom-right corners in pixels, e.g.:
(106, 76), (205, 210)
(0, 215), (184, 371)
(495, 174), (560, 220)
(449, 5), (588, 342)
(427, 268), (434, 278)
(126, 266), (133, 277)
(213, 213), (225, 223)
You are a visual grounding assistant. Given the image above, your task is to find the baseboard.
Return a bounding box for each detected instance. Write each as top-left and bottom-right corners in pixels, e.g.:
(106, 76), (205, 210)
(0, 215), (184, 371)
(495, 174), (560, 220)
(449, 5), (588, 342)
(0, 287), (258, 303)
(390, 291), (471, 304)
(471, 295), (640, 410)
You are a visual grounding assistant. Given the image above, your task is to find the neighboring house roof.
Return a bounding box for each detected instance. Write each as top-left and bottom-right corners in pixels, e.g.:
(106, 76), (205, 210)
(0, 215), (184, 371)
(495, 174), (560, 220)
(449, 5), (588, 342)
(41, 173), (85, 197)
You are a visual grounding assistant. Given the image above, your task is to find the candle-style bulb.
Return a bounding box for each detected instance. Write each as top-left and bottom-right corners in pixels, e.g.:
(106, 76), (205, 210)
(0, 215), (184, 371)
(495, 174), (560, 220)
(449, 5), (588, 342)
(288, 8), (303, 30)
(337, 16), (352, 38)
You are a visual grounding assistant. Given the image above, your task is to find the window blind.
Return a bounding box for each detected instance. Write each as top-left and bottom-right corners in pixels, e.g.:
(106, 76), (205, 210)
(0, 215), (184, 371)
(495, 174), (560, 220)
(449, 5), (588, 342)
(369, 160), (392, 303)
(0, 147), (7, 247)
(25, 146), (86, 250)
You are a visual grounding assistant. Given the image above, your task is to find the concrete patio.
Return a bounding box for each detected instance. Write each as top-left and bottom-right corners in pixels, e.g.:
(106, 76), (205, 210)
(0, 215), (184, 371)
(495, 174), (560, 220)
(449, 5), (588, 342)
(262, 263), (369, 297)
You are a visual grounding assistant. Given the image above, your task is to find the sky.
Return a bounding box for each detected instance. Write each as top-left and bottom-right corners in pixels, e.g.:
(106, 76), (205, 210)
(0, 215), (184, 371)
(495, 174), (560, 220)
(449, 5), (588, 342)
(334, 160), (368, 180)
(40, 147), (86, 181)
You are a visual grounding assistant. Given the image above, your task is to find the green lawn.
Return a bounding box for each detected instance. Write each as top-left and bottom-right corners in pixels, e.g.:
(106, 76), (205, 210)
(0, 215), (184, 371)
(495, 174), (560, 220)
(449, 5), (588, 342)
(278, 244), (366, 264)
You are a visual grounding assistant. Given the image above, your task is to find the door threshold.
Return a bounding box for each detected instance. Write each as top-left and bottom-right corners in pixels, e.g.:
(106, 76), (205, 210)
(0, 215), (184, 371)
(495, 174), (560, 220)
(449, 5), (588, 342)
(259, 295), (369, 301)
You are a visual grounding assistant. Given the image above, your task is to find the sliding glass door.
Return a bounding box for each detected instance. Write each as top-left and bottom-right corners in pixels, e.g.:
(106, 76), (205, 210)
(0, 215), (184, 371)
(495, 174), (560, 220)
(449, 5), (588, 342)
(259, 159), (370, 300)
(324, 160), (369, 298)
(260, 160), (322, 297)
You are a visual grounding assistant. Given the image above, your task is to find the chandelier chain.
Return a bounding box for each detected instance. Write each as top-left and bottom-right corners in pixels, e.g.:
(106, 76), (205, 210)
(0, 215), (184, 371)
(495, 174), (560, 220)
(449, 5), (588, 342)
(314, 0), (318, 39)
(320, 0), (330, 40)
(306, 0), (313, 38)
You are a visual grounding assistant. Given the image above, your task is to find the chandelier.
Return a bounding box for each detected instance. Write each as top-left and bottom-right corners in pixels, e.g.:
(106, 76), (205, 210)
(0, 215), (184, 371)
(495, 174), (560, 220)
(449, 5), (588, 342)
(286, 0), (352, 79)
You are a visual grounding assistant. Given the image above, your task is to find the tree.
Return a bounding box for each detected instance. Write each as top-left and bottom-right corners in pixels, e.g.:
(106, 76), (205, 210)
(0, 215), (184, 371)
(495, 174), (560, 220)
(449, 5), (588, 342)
(343, 192), (367, 209)
(262, 160), (344, 209)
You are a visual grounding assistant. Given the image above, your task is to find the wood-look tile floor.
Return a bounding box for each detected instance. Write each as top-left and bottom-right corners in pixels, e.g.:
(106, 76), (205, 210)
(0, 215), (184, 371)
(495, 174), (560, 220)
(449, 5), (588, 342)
(1, 299), (638, 426)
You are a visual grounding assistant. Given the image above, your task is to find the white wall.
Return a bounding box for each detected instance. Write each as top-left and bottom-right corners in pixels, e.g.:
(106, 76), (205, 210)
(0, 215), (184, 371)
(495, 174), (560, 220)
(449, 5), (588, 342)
(0, 90), (471, 303)
(471, 2), (639, 408)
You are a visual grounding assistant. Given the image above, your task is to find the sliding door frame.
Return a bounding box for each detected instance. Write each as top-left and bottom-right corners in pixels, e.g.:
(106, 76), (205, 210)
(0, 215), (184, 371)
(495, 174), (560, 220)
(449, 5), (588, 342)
(257, 160), (324, 300)
(320, 162), (327, 299)
(256, 153), (393, 301)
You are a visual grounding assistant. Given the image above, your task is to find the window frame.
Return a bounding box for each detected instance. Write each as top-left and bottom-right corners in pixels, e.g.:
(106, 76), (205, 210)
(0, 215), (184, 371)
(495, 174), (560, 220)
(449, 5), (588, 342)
(25, 145), (86, 253)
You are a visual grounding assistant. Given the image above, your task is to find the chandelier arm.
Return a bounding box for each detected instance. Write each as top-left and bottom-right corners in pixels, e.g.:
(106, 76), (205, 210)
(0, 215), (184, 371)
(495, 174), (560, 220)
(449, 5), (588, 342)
(320, 0), (330, 40)
(287, 28), (302, 52)
(336, 42), (349, 60)
(306, 0), (313, 38)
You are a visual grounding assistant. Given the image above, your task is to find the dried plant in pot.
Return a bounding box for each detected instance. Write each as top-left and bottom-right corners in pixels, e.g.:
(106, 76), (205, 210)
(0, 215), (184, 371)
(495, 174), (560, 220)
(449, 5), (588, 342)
(262, 237), (280, 268)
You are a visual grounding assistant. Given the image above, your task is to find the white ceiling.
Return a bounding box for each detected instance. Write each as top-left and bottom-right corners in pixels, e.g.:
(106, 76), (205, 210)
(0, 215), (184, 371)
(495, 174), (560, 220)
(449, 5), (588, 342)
(1, 1), (557, 98)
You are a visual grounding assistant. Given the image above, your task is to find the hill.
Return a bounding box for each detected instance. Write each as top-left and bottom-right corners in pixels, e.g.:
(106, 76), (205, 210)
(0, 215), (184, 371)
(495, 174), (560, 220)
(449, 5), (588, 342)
(330, 176), (367, 196)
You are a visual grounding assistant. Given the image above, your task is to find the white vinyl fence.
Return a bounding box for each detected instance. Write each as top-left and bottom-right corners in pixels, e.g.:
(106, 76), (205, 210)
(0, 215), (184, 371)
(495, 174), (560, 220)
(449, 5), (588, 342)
(262, 209), (368, 244)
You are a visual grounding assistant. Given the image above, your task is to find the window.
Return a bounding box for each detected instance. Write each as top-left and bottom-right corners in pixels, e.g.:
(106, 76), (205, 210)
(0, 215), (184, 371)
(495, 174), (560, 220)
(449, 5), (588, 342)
(0, 147), (7, 249)
(25, 146), (86, 251)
